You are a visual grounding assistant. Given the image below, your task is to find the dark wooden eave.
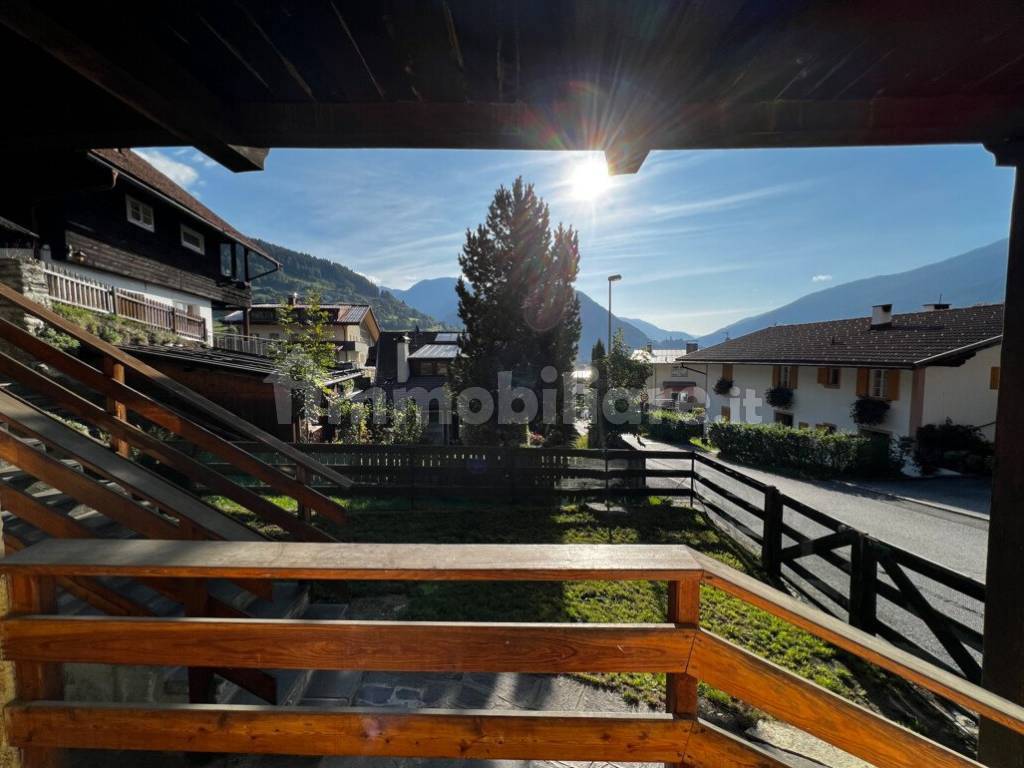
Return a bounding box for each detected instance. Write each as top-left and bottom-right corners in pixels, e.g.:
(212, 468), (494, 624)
(3, 1), (1024, 174)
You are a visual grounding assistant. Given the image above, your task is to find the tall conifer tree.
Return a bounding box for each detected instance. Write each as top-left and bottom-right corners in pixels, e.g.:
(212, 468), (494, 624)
(452, 178), (581, 444)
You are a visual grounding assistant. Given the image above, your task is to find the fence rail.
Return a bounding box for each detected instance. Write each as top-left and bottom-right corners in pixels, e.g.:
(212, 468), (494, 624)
(42, 262), (207, 341)
(2, 538), (1018, 767)
(686, 451), (986, 682)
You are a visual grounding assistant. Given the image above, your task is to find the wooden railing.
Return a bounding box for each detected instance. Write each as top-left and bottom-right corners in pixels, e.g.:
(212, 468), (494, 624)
(0, 283), (353, 530)
(686, 450), (986, 683)
(43, 262), (207, 341)
(2, 539), (1021, 767)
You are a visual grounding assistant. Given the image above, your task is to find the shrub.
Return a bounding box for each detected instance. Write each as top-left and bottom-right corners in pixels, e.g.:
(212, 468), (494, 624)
(713, 377), (734, 396)
(764, 385), (793, 409)
(914, 419), (993, 475)
(643, 408), (705, 444)
(850, 396), (889, 425)
(706, 421), (898, 477)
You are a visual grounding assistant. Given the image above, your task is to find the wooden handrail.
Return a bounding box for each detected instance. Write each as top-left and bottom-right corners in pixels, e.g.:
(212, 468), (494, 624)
(0, 282), (353, 489)
(693, 550), (1024, 736)
(3, 540), (1021, 767)
(0, 315), (347, 524)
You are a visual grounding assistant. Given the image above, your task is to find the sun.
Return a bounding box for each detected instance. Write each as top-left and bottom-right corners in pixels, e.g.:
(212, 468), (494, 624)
(568, 156), (611, 201)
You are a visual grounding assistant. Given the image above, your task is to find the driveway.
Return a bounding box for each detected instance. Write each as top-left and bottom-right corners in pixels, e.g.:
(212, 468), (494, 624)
(625, 435), (988, 673)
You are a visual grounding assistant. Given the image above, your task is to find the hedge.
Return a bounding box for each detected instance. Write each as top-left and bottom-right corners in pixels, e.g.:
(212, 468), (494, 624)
(643, 409), (705, 444)
(706, 421), (898, 477)
(913, 419), (993, 475)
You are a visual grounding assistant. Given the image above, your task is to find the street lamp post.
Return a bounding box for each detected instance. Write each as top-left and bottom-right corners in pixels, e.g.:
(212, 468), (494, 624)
(607, 274), (622, 356)
(602, 274), (622, 456)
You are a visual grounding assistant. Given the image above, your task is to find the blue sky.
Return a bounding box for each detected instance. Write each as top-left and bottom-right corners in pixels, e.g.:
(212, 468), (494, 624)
(136, 145), (1014, 335)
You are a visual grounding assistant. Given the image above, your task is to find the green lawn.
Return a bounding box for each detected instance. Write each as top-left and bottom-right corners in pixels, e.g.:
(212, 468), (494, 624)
(207, 493), (866, 710)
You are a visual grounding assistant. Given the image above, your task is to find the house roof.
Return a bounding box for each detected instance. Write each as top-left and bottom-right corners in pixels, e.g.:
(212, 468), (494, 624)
(224, 303), (376, 328)
(0, 216), (37, 239)
(408, 344), (460, 360)
(683, 305), (1005, 368)
(632, 349), (689, 365)
(89, 149), (267, 257)
(120, 343), (361, 381)
(374, 330), (460, 383)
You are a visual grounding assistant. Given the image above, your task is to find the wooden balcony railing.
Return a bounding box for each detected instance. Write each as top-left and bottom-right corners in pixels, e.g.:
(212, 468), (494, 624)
(43, 263), (207, 341)
(3, 539), (1022, 767)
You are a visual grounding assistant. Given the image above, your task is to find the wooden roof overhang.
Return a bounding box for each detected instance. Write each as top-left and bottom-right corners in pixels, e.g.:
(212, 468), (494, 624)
(2, 1), (1024, 174)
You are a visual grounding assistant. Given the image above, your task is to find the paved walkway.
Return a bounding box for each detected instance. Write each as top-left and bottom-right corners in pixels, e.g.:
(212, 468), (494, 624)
(625, 435), (987, 672)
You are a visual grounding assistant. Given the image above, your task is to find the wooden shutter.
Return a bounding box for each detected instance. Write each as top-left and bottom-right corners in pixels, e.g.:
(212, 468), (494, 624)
(886, 369), (901, 401)
(991, 366), (1001, 390)
(856, 368), (870, 397)
(771, 365), (781, 387)
(722, 363), (733, 380)
(790, 365), (799, 389)
(817, 367), (828, 385)
(720, 405), (731, 422)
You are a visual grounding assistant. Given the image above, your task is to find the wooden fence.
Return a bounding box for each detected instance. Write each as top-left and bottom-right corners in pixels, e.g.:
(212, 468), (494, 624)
(2, 538), (1020, 767)
(687, 451), (986, 683)
(43, 262), (207, 341)
(193, 441), (986, 683)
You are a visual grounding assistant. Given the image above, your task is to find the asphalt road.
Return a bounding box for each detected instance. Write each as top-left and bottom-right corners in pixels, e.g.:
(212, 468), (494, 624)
(626, 435), (988, 674)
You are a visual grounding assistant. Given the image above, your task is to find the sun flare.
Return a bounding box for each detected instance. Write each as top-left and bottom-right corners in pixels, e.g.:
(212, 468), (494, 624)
(568, 156), (611, 201)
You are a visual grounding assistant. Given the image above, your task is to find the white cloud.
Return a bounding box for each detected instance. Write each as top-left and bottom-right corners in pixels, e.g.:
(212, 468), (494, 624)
(811, 274), (833, 283)
(134, 149), (200, 190)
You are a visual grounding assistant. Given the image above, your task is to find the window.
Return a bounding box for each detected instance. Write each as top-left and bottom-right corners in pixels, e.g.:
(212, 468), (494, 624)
(722, 363), (734, 380)
(220, 244), (234, 277)
(819, 367), (841, 388)
(869, 368), (888, 399)
(774, 411), (794, 427)
(779, 365), (793, 387)
(798, 422), (809, 429)
(719, 405), (731, 422)
(180, 224), (205, 254)
(125, 195), (154, 231)
(816, 423), (837, 434)
(991, 366), (1001, 390)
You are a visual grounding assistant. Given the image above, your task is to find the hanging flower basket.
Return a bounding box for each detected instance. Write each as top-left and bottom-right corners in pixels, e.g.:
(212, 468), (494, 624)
(765, 385), (794, 409)
(713, 377), (734, 396)
(851, 396), (889, 425)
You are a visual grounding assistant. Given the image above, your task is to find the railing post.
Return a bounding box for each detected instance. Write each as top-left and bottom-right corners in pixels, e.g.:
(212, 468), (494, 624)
(666, 574), (699, 767)
(296, 462), (311, 522)
(689, 452), (695, 502)
(849, 534), (878, 633)
(9, 573), (63, 767)
(184, 579), (214, 705)
(761, 485), (783, 580)
(102, 356), (129, 458)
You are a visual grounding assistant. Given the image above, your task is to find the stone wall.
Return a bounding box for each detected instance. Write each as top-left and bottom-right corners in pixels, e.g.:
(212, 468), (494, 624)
(0, 250), (48, 334)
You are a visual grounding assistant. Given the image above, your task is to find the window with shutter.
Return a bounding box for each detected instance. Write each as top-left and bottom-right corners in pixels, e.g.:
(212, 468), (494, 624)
(991, 366), (1001, 390)
(722, 364), (733, 380)
(856, 367), (870, 396)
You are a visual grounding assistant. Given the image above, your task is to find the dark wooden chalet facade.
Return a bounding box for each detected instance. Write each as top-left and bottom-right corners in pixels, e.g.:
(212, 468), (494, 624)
(0, 148), (278, 343)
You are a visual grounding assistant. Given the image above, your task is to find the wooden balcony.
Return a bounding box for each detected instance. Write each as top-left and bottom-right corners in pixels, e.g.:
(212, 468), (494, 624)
(3, 538), (1023, 766)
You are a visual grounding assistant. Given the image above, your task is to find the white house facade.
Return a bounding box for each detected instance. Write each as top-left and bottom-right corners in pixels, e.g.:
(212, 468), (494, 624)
(631, 342), (707, 411)
(687, 304), (1003, 442)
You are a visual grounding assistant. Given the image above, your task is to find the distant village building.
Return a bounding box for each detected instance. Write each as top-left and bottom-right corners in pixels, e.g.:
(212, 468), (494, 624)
(223, 298), (381, 368)
(686, 304), (1003, 441)
(361, 330), (462, 444)
(631, 342), (706, 411)
(0, 148), (278, 345)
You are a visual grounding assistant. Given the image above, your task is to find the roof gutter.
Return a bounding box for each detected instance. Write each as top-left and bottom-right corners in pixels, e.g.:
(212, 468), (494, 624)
(85, 152), (279, 268)
(912, 335), (1003, 367)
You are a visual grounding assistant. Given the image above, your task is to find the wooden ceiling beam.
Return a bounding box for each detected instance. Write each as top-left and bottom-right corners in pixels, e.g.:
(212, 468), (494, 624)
(225, 93), (1024, 156)
(0, 1), (268, 173)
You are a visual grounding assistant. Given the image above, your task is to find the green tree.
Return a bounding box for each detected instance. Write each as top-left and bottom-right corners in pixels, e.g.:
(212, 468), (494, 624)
(452, 177), (581, 445)
(590, 329), (652, 446)
(272, 290), (336, 442)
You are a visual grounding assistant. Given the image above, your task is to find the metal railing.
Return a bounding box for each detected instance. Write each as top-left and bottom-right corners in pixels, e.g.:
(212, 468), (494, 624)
(212, 331), (275, 357)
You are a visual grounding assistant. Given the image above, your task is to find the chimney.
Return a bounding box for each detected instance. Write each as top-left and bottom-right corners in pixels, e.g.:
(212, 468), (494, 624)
(870, 303), (893, 329)
(287, 292), (298, 306)
(396, 334), (410, 384)
(685, 341), (699, 354)
(922, 302), (951, 312)
(645, 342), (653, 353)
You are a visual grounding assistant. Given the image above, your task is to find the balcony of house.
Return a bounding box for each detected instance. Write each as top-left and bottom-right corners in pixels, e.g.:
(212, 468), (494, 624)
(43, 262), (208, 343)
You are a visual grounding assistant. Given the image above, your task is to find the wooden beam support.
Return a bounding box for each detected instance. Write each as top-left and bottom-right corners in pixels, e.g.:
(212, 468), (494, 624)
(687, 630), (984, 768)
(0, 1), (267, 172)
(5, 703), (693, 761)
(665, 577), (699, 768)
(980, 146), (1024, 767)
(1, 617), (693, 673)
(684, 719), (791, 768)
